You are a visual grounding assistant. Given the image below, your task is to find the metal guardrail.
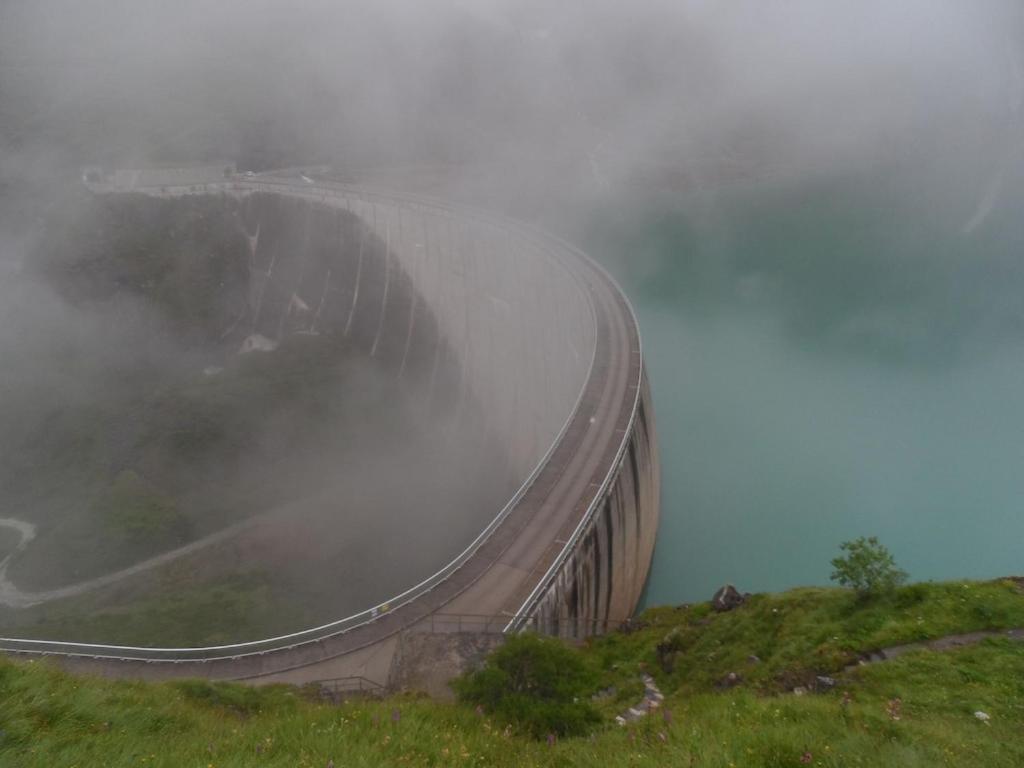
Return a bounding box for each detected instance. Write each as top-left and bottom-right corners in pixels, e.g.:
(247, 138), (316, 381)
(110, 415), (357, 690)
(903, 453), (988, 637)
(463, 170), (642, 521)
(313, 675), (386, 698)
(0, 174), (644, 662)
(409, 612), (630, 637)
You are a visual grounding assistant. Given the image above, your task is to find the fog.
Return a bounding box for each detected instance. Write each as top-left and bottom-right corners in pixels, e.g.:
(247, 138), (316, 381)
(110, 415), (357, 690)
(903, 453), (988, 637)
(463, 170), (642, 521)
(1, 0), (1023, 625)
(4, 1), (1018, 193)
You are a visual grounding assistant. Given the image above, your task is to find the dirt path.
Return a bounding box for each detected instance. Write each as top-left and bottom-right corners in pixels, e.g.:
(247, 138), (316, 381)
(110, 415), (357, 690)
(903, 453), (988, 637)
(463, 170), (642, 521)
(858, 627), (1024, 666)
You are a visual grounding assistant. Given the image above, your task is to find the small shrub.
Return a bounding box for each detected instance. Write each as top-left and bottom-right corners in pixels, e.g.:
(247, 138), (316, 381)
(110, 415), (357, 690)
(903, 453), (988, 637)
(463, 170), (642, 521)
(894, 583), (929, 609)
(971, 601), (1010, 627)
(452, 634), (600, 738)
(655, 627), (687, 673)
(830, 537), (908, 600)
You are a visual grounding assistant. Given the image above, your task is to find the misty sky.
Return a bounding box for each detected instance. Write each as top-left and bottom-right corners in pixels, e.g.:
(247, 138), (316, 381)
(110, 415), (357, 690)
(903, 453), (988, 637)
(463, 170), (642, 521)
(2, 1), (1024, 605)
(1, 1), (1020, 192)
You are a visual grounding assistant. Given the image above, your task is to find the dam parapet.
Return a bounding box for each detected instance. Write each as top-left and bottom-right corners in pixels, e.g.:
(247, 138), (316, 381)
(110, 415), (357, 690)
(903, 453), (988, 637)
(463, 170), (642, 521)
(0, 169), (659, 681)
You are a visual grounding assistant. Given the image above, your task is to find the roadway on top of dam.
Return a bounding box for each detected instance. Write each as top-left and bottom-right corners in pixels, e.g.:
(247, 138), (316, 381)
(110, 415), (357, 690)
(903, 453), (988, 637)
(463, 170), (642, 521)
(0, 171), (645, 683)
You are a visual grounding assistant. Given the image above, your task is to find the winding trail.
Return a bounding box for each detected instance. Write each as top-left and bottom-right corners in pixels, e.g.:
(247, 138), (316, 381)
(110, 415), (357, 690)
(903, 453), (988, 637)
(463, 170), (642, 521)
(0, 518), (36, 565)
(0, 516), (261, 609)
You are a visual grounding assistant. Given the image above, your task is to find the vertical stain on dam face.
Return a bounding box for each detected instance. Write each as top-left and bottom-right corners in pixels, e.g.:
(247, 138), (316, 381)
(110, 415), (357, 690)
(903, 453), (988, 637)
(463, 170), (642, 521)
(603, 495), (616, 620)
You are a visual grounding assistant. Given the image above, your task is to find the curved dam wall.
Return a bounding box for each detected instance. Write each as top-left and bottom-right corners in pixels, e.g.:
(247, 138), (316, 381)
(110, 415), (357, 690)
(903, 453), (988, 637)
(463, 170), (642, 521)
(0, 173), (659, 680)
(234, 188), (596, 488)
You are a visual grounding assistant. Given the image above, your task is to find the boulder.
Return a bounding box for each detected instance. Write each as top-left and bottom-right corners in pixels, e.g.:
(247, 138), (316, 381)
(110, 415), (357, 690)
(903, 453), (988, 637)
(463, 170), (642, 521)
(711, 584), (746, 612)
(815, 676), (837, 691)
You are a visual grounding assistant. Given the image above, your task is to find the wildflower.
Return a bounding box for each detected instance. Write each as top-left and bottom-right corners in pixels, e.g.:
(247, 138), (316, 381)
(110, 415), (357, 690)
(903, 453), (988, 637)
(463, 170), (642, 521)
(799, 751), (812, 764)
(547, 733), (557, 747)
(974, 711), (991, 724)
(392, 708), (401, 724)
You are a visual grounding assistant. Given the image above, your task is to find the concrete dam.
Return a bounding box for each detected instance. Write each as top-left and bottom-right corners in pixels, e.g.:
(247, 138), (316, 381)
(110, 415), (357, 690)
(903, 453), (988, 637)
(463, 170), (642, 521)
(0, 169), (660, 683)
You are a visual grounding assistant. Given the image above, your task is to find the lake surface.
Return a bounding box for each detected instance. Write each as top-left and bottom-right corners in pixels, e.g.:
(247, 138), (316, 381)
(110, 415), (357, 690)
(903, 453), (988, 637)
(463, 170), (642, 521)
(583, 165), (1024, 605)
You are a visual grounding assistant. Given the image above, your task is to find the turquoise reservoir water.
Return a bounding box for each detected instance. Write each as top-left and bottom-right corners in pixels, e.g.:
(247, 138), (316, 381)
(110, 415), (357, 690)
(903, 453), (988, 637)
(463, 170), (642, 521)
(584, 169), (1024, 605)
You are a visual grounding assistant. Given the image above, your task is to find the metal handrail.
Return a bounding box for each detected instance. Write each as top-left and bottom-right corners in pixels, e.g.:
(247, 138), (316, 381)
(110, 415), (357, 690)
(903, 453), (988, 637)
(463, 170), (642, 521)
(313, 675), (386, 695)
(0, 174), (641, 662)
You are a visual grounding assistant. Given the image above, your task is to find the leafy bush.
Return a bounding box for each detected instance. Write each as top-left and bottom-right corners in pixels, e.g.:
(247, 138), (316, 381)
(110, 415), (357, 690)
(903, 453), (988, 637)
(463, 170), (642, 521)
(655, 627), (687, 673)
(452, 634), (600, 738)
(830, 536), (908, 599)
(894, 582), (929, 608)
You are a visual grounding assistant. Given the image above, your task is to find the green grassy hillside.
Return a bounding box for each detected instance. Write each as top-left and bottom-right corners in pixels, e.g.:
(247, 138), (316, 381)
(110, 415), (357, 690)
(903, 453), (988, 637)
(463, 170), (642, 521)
(2, 579), (1022, 767)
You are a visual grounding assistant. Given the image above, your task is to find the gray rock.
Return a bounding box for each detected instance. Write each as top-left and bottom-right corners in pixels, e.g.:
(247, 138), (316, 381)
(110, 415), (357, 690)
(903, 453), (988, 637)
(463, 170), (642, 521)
(816, 676), (837, 691)
(711, 584), (746, 612)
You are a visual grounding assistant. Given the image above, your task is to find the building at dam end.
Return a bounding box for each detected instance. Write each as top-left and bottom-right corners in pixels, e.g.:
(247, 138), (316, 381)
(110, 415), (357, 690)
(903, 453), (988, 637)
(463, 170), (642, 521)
(0, 167), (660, 684)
